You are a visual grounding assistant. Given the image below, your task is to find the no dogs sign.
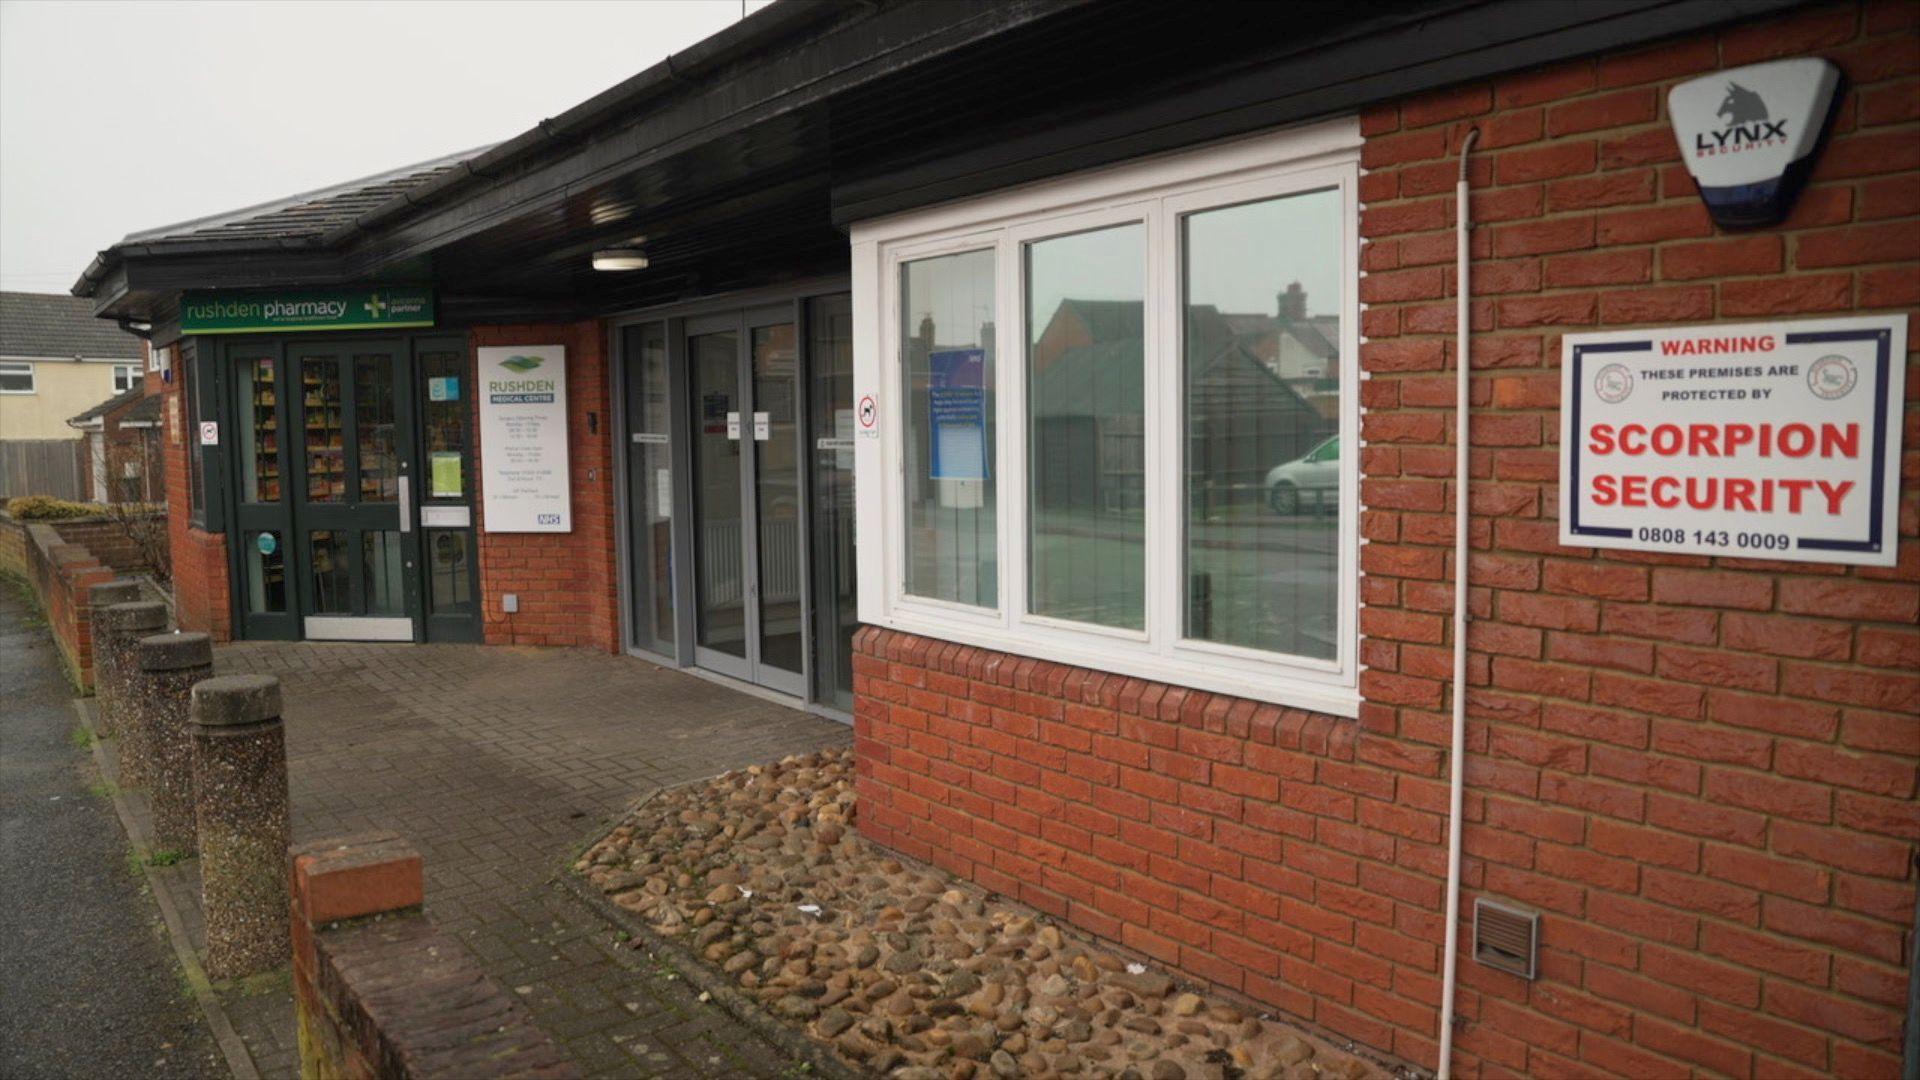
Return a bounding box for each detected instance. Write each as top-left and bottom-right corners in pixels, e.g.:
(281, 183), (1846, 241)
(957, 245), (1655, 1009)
(1560, 316), (1906, 567)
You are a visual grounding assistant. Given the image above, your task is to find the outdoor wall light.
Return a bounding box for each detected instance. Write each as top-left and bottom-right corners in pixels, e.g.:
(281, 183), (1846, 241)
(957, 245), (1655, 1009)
(592, 248), (649, 271)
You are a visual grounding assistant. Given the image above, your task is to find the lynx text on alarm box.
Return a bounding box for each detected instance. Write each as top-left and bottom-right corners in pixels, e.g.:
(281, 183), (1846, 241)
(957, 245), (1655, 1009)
(1560, 316), (1906, 567)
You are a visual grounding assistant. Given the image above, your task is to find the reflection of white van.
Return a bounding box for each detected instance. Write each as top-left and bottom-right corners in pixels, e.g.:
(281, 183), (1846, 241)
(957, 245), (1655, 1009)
(1265, 436), (1338, 513)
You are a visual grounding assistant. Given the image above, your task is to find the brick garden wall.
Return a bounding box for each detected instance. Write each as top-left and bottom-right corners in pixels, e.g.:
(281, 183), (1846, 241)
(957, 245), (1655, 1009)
(470, 322), (621, 651)
(854, 3), (1920, 1077)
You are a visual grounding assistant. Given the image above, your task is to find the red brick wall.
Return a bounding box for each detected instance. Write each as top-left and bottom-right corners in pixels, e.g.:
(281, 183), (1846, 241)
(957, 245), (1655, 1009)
(156, 339), (232, 641)
(470, 322), (620, 651)
(855, 4), (1919, 1077)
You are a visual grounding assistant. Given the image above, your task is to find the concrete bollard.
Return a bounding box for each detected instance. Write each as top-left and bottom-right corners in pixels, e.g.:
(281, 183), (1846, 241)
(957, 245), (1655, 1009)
(134, 632), (214, 856)
(86, 580), (144, 733)
(192, 674), (291, 979)
(97, 601), (168, 783)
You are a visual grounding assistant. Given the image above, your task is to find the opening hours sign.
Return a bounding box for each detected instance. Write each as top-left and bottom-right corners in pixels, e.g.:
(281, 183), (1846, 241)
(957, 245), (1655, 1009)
(1560, 316), (1906, 567)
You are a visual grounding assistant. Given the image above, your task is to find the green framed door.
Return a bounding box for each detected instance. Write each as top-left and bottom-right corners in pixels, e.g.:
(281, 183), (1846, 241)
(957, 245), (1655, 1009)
(413, 339), (482, 642)
(230, 341), (297, 640)
(287, 339), (421, 641)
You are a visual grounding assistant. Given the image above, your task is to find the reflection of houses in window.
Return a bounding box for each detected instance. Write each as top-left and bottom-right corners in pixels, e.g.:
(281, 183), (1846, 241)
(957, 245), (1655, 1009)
(1028, 296), (1336, 518)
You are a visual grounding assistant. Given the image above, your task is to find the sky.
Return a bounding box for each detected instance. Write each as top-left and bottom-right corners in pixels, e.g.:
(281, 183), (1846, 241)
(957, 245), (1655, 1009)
(0, 0), (774, 294)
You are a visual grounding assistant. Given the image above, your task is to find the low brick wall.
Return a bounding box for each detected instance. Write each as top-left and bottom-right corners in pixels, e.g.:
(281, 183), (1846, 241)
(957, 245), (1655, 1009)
(52, 515), (169, 576)
(291, 833), (576, 1080)
(15, 518), (119, 689)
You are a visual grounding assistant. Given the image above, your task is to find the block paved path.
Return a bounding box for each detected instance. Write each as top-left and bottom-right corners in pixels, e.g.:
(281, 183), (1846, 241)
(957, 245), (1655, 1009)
(213, 640), (852, 1078)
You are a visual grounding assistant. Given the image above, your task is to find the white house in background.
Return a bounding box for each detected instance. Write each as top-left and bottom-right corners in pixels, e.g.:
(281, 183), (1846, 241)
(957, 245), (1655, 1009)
(0, 291), (147, 440)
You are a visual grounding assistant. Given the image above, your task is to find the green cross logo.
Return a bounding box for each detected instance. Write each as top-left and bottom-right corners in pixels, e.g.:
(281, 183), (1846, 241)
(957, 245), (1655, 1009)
(363, 293), (387, 319)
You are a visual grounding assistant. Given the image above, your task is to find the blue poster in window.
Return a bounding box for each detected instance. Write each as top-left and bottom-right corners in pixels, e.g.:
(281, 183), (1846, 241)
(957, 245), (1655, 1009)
(928, 348), (987, 481)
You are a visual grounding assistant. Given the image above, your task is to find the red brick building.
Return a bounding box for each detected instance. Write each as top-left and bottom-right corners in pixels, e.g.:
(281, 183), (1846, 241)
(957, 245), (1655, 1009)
(78, 2), (1915, 1075)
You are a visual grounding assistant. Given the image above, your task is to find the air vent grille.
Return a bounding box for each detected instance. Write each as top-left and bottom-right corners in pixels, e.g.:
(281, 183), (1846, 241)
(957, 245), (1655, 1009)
(1474, 898), (1538, 979)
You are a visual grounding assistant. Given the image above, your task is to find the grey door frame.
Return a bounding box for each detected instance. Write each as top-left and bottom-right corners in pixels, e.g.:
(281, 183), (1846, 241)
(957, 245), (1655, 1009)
(608, 276), (848, 712)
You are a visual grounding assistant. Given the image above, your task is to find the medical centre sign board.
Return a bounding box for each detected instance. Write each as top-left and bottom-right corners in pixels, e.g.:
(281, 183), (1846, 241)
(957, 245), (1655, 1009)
(1560, 317), (1905, 567)
(478, 345), (571, 533)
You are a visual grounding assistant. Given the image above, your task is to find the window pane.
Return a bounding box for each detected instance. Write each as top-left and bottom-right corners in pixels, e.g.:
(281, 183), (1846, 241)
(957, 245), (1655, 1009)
(302, 357), (344, 502)
(753, 323), (804, 675)
(1027, 224), (1146, 629)
(363, 530), (404, 615)
(428, 530), (474, 612)
(244, 530), (286, 614)
(309, 530), (350, 613)
(809, 295), (857, 710)
(902, 249), (996, 607)
(1183, 188), (1342, 659)
(354, 354), (397, 502)
(239, 356), (280, 503)
(0, 363), (33, 392)
(420, 350), (467, 500)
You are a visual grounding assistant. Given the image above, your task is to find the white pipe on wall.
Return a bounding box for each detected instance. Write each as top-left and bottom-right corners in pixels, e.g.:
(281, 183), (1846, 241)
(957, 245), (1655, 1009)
(1436, 125), (1479, 1080)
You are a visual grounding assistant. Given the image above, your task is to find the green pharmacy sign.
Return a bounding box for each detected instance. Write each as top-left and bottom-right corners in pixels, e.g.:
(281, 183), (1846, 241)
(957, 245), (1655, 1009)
(181, 288), (435, 334)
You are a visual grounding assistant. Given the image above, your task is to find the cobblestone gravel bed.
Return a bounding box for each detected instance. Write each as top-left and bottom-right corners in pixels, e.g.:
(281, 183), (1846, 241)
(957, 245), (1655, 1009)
(576, 749), (1399, 1080)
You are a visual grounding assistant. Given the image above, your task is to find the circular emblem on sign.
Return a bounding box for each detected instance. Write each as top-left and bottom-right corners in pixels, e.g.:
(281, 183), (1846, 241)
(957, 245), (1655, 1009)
(256, 532), (277, 557)
(1807, 354), (1856, 400)
(1594, 363), (1634, 404)
(858, 395), (877, 429)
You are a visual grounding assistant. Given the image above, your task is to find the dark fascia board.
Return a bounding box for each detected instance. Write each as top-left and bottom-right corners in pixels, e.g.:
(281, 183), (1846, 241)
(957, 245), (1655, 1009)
(830, 0), (1810, 225)
(342, 1), (1082, 276)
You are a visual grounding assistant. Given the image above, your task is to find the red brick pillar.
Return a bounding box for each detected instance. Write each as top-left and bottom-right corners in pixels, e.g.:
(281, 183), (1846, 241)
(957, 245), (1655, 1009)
(289, 833), (424, 1078)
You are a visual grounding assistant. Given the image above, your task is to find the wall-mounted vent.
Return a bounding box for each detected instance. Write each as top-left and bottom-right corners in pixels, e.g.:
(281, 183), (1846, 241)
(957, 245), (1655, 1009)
(1474, 898), (1538, 979)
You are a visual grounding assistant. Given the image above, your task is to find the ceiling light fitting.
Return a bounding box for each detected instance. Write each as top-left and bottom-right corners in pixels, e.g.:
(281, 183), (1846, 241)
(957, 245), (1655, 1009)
(592, 248), (649, 271)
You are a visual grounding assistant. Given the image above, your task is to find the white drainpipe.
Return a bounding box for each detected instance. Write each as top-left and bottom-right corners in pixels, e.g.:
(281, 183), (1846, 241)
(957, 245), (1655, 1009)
(1437, 125), (1479, 1080)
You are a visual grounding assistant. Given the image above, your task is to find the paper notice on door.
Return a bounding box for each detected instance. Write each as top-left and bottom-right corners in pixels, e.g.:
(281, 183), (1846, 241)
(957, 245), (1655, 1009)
(656, 467), (672, 519)
(430, 451), (463, 497)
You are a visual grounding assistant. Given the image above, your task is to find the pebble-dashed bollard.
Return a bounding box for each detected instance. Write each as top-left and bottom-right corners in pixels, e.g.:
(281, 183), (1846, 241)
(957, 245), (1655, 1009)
(191, 674), (291, 979)
(86, 580), (144, 734)
(98, 601), (167, 785)
(134, 632), (213, 856)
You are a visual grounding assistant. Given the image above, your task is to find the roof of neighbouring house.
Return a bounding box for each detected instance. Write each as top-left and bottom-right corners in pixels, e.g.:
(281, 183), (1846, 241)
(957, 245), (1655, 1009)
(67, 383), (148, 427)
(117, 146), (491, 250)
(1, 291), (145, 359)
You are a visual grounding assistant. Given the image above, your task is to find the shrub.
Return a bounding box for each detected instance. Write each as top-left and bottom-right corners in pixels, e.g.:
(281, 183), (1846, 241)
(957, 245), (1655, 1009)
(5, 496), (102, 521)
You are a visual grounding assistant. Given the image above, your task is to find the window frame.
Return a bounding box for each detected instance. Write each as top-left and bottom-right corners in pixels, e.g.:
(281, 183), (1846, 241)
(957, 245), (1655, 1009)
(113, 363), (142, 393)
(0, 361), (35, 394)
(854, 118), (1363, 716)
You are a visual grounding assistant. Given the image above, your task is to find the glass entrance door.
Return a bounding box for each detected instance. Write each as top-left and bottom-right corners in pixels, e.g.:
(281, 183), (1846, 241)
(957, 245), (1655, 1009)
(686, 309), (806, 695)
(289, 340), (419, 641)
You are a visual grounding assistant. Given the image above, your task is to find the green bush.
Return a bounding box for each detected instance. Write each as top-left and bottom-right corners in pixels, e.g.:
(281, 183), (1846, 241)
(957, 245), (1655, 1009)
(6, 495), (102, 521)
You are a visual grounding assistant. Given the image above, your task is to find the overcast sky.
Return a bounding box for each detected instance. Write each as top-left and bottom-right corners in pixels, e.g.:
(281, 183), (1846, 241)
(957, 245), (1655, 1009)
(0, 0), (773, 294)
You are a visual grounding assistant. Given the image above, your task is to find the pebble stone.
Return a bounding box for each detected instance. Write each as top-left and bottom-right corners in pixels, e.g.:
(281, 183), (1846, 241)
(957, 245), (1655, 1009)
(133, 632), (213, 854)
(85, 580), (144, 735)
(191, 674), (290, 980)
(96, 601), (168, 785)
(577, 749), (1387, 1080)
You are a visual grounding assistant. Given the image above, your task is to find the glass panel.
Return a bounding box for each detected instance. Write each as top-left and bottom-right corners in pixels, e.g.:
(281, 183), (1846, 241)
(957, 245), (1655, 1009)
(809, 296), (857, 710)
(243, 530), (286, 614)
(753, 323), (804, 676)
(902, 249), (996, 607)
(1027, 224), (1146, 630)
(1183, 188), (1343, 659)
(239, 356), (281, 504)
(624, 323), (674, 650)
(354, 354), (398, 502)
(691, 330), (746, 659)
(309, 530), (350, 614)
(420, 350), (467, 500)
(428, 530), (474, 612)
(363, 530), (404, 615)
(302, 356), (345, 502)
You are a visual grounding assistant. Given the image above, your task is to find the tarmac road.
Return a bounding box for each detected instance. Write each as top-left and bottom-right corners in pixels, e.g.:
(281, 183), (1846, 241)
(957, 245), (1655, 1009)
(0, 585), (226, 1080)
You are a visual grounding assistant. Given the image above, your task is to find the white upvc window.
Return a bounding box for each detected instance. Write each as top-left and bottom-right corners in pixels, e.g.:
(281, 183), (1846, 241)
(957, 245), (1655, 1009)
(852, 119), (1363, 716)
(0, 361), (34, 394)
(113, 363), (142, 392)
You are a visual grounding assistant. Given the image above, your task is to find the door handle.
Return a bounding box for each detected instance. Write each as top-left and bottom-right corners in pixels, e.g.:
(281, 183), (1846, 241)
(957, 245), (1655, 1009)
(398, 475), (412, 533)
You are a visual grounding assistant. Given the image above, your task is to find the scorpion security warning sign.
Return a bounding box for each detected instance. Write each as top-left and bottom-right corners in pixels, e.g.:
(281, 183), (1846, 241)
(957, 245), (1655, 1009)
(1560, 316), (1906, 567)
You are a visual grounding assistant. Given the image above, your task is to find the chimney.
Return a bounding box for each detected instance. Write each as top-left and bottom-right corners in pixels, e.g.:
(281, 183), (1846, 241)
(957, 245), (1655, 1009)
(1278, 281), (1307, 321)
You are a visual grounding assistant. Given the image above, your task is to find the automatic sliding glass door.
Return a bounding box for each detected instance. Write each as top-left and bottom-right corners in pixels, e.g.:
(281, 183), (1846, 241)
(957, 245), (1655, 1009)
(684, 309), (806, 696)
